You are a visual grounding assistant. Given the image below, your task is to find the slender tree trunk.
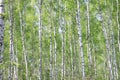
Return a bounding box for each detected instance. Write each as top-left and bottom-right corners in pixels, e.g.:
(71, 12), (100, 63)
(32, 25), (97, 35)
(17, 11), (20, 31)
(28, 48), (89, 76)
(92, 41), (97, 79)
(38, 0), (43, 80)
(71, 34), (77, 79)
(100, 11), (113, 80)
(0, 0), (4, 79)
(50, 17), (53, 80)
(8, 0), (14, 79)
(97, 1), (113, 79)
(15, 38), (18, 80)
(59, 0), (65, 80)
(76, 0), (86, 80)
(73, 35), (77, 79)
(111, 31), (118, 80)
(70, 37), (73, 80)
(116, 0), (120, 75)
(18, 1), (28, 79)
(116, 0), (120, 52)
(86, 1), (92, 80)
(54, 19), (57, 80)
(50, 12), (53, 80)
(101, 18), (113, 80)
(108, 8), (118, 80)
(61, 19), (65, 80)
(49, 0), (53, 80)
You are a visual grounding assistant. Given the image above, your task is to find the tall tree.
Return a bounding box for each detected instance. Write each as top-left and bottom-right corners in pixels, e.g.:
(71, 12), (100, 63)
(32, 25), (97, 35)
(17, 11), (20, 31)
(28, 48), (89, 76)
(18, 1), (28, 79)
(49, 0), (53, 80)
(76, 0), (86, 80)
(116, 0), (120, 52)
(86, 1), (92, 79)
(97, 1), (113, 79)
(0, 0), (4, 79)
(53, 10), (57, 80)
(59, 0), (65, 79)
(116, 1), (119, 78)
(8, 0), (15, 79)
(38, 0), (43, 80)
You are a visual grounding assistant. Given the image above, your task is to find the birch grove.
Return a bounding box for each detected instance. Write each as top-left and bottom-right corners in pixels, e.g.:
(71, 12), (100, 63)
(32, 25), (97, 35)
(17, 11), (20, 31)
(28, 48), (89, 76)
(1, 0), (120, 80)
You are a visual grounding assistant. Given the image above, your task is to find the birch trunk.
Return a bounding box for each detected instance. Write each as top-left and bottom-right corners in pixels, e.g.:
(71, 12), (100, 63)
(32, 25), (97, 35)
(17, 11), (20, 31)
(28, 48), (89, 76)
(99, 11), (113, 80)
(0, 0), (4, 79)
(61, 19), (65, 80)
(8, 0), (14, 79)
(49, 0), (53, 80)
(54, 19), (57, 80)
(111, 31), (118, 80)
(86, 1), (92, 80)
(59, 0), (65, 79)
(97, 1), (113, 79)
(101, 17), (113, 80)
(15, 39), (18, 80)
(108, 9), (118, 80)
(116, 0), (120, 74)
(38, 0), (42, 80)
(50, 18), (53, 80)
(70, 37), (73, 80)
(76, 0), (86, 80)
(92, 41), (97, 79)
(116, 0), (119, 78)
(116, 0), (120, 52)
(18, 1), (28, 79)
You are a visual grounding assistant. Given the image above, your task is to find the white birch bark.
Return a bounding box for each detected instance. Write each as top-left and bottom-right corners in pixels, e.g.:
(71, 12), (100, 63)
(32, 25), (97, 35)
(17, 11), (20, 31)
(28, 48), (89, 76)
(92, 41), (97, 79)
(18, 1), (28, 79)
(97, 1), (113, 79)
(101, 18), (113, 80)
(116, 0), (120, 74)
(15, 39), (18, 80)
(8, 0), (14, 79)
(0, 0), (4, 79)
(73, 35), (77, 79)
(108, 9), (118, 80)
(49, 0), (53, 80)
(59, 0), (65, 80)
(86, 1), (92, 80)
(54, 20), (57, 80)
(38, 0), (43, 80)
(76, 0), (86, 80)
(70, 38), (73, 80)
(116, 0), (120, 52)
(61, 19), (65, 80)
(111, 31), (118, 80)
(99, 11), (113, 80)
(50, 14), (53, 80)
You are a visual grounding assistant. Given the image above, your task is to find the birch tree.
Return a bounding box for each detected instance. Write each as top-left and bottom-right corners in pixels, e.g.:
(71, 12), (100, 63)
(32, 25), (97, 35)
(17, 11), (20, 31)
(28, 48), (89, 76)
(54, 12), (57, 80)
(85, 1), (92, 79)
(49, 0), (53, 80)
(76, 0), (86, 80)
(116, 0), (119, 79)
(59, 0), (65, 79)
(97, 1), (113, 79)
(8, 0), (15, 79)
(108, 5), (118, 80)
(0, 0), (4, 79)
(38, 0), (43, 80)
(116, 0), (120, 52)
(18, 1), (28, 79)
